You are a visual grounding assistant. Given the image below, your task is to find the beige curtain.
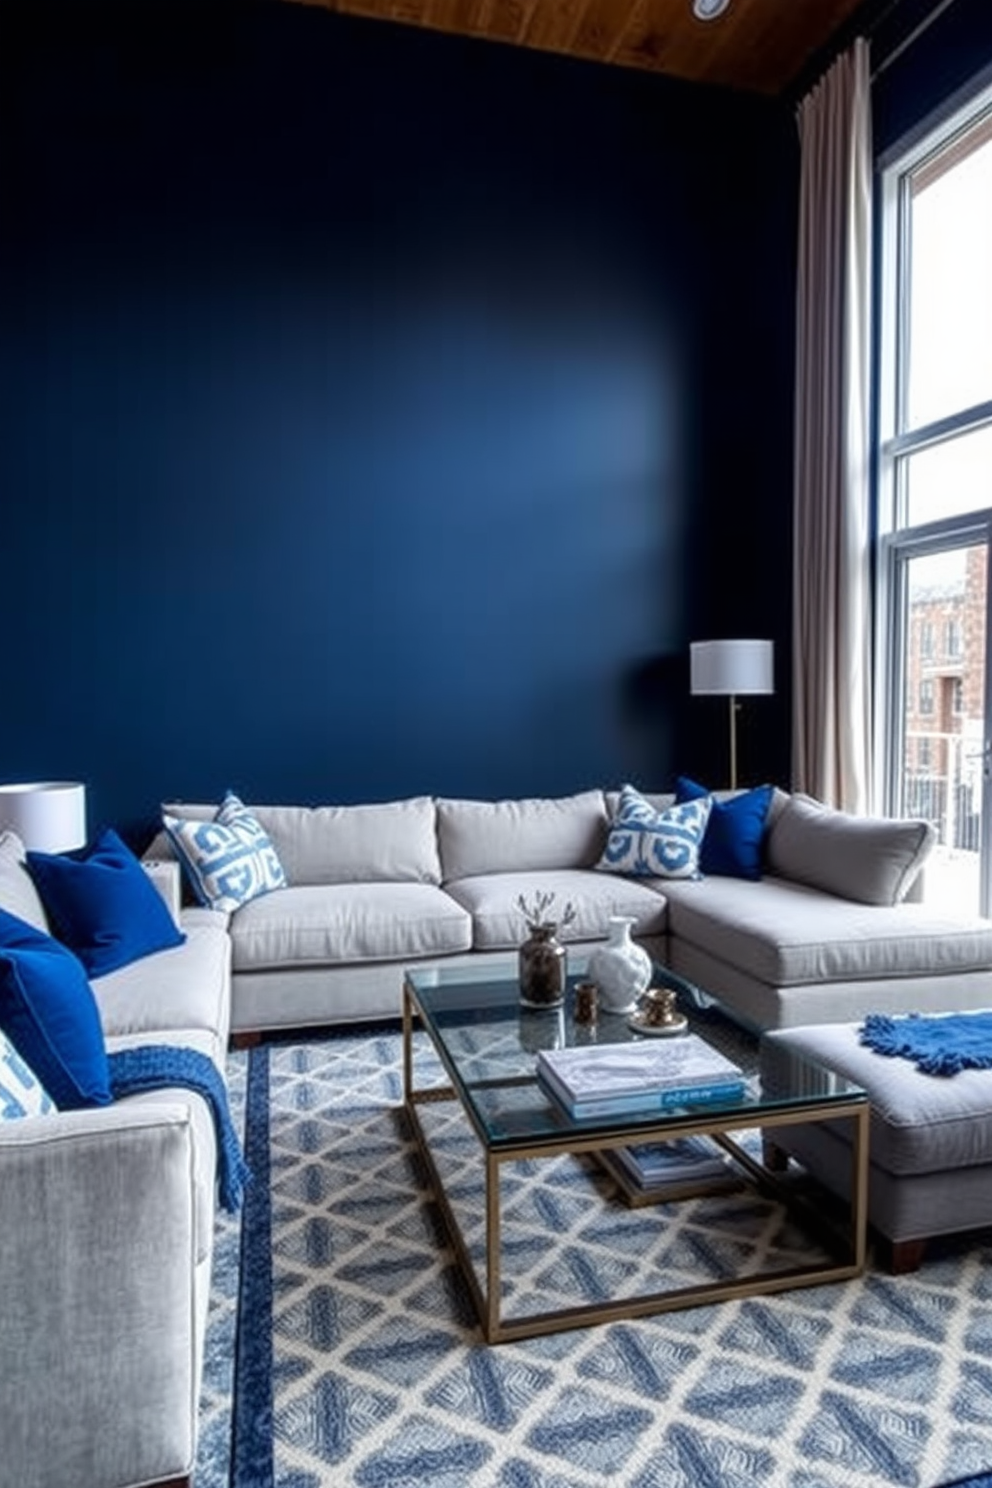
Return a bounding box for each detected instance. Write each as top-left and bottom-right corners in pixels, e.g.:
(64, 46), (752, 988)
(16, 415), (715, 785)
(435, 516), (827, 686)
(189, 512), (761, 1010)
(792, 39), (873, 812)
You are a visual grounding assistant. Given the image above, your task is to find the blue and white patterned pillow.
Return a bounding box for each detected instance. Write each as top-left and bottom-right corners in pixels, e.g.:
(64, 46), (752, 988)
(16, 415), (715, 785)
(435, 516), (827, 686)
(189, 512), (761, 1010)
(0, 1029), (55, 1120)
(163, 792), (288, 913)
(597, 784), (712, 879)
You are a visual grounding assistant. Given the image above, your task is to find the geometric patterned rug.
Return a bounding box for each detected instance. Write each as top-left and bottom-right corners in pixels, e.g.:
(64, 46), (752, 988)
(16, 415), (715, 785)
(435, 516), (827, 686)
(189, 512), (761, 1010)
(193, 1026), (992, 1488)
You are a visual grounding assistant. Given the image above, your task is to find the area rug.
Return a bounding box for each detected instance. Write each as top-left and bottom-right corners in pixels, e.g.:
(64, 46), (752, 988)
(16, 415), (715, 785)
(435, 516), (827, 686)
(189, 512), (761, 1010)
(196, 1024), (992, 1488)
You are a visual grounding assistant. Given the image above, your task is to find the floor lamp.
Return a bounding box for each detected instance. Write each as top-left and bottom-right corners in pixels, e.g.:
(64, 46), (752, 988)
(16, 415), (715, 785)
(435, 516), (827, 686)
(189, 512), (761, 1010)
(690, 640), (774, 790)
(0, 781), (88, 853)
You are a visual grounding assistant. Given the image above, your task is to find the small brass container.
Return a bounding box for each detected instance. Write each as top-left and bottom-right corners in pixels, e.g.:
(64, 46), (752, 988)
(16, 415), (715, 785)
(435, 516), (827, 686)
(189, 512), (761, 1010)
(641, 987), (679, 1027)
(573, 980), (599, 1025)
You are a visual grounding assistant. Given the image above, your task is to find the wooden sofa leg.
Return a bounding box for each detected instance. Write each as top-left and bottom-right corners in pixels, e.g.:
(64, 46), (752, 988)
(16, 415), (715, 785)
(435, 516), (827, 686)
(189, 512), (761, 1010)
(230, 1030), (262, 1050)
(881, 1236), (928, 1275)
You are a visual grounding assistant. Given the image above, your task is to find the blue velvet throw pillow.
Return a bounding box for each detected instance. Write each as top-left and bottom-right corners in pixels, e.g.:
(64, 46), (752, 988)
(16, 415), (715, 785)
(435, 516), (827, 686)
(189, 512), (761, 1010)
(26, 827), (186, 978)
(675, 776), (774, 881)
(0, 909), (111, 1110)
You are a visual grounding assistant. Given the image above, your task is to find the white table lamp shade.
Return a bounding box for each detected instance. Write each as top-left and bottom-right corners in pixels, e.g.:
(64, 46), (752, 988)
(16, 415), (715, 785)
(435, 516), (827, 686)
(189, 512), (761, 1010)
(0, 782), (87, 853)
(690, 639), (774, 697)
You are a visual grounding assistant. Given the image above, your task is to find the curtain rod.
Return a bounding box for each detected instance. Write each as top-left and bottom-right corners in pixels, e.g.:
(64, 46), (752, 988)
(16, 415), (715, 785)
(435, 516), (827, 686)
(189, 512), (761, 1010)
(870, 0), (962, 80)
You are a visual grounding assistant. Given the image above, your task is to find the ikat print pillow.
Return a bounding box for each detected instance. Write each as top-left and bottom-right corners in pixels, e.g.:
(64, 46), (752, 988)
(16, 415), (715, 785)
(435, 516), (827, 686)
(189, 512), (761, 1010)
(597, 784), (712, 879)
(164, 792), (288, 913)
(0, 1028), (54, 1120)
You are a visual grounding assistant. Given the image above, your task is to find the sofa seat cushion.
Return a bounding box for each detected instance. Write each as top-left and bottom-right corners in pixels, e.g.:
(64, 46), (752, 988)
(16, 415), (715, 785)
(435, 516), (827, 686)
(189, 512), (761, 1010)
(443, 869), (668, 951)
(92, 919), (231, 1046)
(105, 1028), (220, 1263)
(661, 875), (992, 986)
(764, 1021), (992, 1175)
(229, 883), (472, 971)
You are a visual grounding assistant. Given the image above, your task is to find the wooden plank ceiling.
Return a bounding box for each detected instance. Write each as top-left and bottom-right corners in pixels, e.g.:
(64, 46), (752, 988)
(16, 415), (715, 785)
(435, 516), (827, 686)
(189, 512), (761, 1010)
(284, 0), (868, 95)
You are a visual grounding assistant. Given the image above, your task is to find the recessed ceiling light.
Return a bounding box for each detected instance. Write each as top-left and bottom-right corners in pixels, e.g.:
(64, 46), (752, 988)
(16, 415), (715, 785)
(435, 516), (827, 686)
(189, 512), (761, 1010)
(692, 0), (731, 19)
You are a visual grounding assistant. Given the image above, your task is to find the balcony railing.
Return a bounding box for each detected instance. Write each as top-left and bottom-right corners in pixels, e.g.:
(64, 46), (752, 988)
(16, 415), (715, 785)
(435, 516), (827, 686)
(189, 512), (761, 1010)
(904, 728), (983, 852)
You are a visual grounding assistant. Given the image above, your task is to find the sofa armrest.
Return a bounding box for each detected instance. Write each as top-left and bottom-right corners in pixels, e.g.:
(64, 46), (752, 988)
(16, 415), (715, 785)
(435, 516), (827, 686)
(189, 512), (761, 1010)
(0, 1104), (200, 1488)
(142, 856), (182, 926)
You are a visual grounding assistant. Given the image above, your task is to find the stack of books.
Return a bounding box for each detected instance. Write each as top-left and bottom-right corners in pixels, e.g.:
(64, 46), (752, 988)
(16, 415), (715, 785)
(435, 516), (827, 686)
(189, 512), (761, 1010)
(608, 1135), (732, 1191)
(535, 1034), (746, 1120)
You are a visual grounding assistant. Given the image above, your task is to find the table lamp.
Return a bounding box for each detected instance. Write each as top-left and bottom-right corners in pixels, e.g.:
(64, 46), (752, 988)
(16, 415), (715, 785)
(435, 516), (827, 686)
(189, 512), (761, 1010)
(0, 781), (88, 853)
(690, 640), (774, 790)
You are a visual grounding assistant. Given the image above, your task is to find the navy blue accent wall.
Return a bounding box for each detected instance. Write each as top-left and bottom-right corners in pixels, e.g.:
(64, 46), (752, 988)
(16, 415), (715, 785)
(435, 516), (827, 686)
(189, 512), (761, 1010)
(0, 2), (796, 839)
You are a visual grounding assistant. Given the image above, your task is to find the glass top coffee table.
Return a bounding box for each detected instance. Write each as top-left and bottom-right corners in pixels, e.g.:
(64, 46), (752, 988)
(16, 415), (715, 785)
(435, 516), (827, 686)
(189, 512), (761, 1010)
(403, 957), (867, 1344)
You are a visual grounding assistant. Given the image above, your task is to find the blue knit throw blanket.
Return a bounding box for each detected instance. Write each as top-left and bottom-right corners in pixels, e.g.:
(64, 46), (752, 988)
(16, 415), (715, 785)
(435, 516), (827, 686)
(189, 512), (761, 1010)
(107, 1045), (251, 1212)
(860, 1011), (992, 1077)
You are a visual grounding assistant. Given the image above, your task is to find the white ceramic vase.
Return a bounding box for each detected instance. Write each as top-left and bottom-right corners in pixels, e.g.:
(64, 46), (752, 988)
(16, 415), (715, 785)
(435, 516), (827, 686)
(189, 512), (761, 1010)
(587, 915), (653, 1014)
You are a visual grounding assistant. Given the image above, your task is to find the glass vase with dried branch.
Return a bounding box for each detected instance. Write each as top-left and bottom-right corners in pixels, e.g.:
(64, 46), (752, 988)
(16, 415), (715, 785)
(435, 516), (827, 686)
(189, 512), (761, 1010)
(516, 891), (575, 1008)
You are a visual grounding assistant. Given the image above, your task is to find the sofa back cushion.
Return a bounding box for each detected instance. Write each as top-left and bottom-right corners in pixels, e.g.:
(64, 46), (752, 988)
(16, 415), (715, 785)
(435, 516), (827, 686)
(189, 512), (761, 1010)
(437, 791), (608, 882)
(158, 797), (441, 886)
(766, 792), (935, 906)
(0, 832), (50, 933)
(604, 789), (674, 819)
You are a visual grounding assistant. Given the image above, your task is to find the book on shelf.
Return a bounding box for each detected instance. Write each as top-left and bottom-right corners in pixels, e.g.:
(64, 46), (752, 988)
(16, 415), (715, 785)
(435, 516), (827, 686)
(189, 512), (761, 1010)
(610, 1136), (731, 1189)
(535, 1034), (745, 1120)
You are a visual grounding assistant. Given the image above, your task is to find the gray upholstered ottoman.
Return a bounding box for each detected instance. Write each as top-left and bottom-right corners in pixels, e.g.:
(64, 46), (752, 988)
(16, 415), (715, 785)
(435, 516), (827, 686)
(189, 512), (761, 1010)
(760, 1020), (992, 1272)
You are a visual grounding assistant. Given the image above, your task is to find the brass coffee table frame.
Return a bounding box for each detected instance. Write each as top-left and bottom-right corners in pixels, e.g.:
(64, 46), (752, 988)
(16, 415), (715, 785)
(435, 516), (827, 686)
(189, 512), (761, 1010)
(402, 977), (869, 1345)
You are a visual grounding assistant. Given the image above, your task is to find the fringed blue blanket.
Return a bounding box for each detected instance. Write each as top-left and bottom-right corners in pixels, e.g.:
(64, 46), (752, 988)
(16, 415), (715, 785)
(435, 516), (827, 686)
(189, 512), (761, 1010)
(860, 1011), (992, 1077)
(108, 1045), (251, 1211)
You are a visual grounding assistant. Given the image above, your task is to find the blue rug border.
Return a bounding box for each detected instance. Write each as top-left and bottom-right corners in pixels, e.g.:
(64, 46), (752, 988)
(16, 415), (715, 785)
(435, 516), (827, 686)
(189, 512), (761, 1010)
(231, 1043), (274, 1488)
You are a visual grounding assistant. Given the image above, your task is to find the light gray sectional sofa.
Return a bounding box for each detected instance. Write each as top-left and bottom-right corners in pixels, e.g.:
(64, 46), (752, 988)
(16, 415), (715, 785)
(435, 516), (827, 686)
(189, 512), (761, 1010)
(147, 786), (992, 1038)
(0, 832), (230, 1488)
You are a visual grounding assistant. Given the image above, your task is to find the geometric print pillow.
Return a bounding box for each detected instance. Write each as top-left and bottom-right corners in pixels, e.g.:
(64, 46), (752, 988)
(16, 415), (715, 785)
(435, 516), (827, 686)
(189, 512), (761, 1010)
(0, 1029), (55, 1119)
(596, 784), (712, 879)
(163, 792), (288, 913)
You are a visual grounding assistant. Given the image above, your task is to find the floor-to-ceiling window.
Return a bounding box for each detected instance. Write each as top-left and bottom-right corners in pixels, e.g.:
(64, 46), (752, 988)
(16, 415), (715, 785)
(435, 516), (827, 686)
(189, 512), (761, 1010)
(878, 79), (992, 915)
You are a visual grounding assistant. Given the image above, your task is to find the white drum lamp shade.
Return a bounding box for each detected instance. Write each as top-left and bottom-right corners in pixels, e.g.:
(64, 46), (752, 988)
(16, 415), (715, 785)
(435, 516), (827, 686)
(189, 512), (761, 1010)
(690, 641), (774, 789)
(690, 639), (774, 697)
(0, 782), (87, 853)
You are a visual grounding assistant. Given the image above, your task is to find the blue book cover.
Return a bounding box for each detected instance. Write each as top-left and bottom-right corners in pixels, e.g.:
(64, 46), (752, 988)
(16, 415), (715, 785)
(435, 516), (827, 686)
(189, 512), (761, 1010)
(537, 1061), (746, 1120)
